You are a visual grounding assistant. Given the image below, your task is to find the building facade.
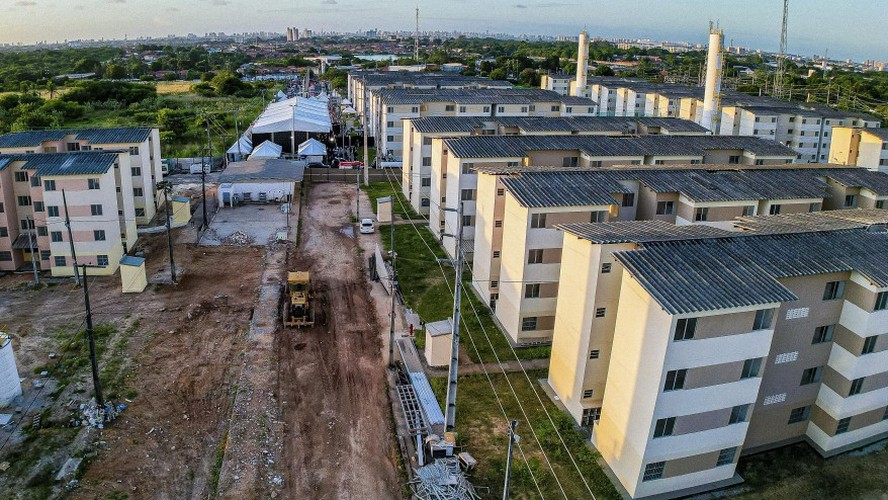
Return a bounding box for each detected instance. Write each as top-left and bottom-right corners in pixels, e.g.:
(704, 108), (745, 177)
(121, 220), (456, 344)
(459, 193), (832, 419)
(830, 127), (888, 173)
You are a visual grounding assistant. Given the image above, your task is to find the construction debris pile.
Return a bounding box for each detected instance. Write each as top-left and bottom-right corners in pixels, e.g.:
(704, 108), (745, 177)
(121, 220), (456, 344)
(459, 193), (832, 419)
(410, 457), (480, 500)
(222, 231), (256, 246)
(74, 399), (126, 429)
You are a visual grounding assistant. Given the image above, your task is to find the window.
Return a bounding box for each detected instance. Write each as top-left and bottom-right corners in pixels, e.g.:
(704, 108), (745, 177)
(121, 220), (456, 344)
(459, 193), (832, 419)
(33, 201), (44, 212)
(497, 106), (505, 113)
(822, 280), (845, 300)
(44, 179), (56, 191)
(862, 336), (878, 355)
(788, 406), (811, 424)
(601, 263), (612, 273)
(622, 193), (635, 207)
(729, 404), (750, 424)
(133, 188), (143, 197)
(386, 106), (393, 113)
(590, 211), (606, 223)
(844, 195), (857, 208)
(643, 462), (665, 482)
(741, 358), (762, 379)
(54, 256), (66, 267)
(694, 207), (709, 222)
(590, 160), (602, 167)
(521, 317), (538, 331)
(674, 318), (697, 341)
(769, 204), (781, 215)
(583, 389), (594, 399)
(653, 417), (675, 437)
(135, 208), (146, 217)
(483, 106), (490, 113)
(530, 213), (547, 229)
(386, 136), (394, 142)
(30, 176), (39, 187)
(835, 417), (851, 434)
(664, 369), (687, 391)
(561, 157), (578, 168)
(728, 155), (741, 164)
(420, 177), (431, 187)
(66, 142), (81, 152)
(883, 407), (888, 421)
(494, 220), (502, 228)
(581, 407), (601, 426)
(0, 202), (3, 213)
(528, 249), (544, 264)
(421, 157), (432, 167)
(493, 251), (501, 258)
(461, 215), (474, 227)
(14, 171), (28, 182)
(875, 292), (887, 311)
(0, 251), (11, 262)
(445, 105), (455, 112)
(88, 178), (100, 190)
(37, 227), (47, 237)
(800, 366), (823, 385)
(589, 349), (600, 359)
(94, 230), (106, 241)
(595, 308), (606, 318)
(0, 227), (6, 237)
(51, 231), (63, 242)
(97, 254), (109, 267)
(655, 201), (674, 215)
(460, 189), (475, 202)
(654, 160), (665, 165)
(525, 284), (541, 298)
(496, 188), (505, 196)
(17, 196), (32, 206)
(877, 200), (886, 209)
(550, 105), (559, 112)
(40, 250), (50, 261)
(131, 167), (142, 176)
(753, 309), (773, 330)
(21, 219), (34, 230)
(849, 377), (865, 396)
(716, 447), (737, 467)
(411, 107), (418, 113)
(813, 325), (835, 344)
(459, 106), (466, 113)
(90, 204), (103, 216)
(386, 121), (394, 128)
(565, 106), (573, 113)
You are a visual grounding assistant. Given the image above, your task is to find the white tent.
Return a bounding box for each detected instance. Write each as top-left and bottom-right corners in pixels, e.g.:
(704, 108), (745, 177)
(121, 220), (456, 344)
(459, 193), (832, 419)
(251, 96), (332, 135)
(298, 138), (327, 163)
(249, 140), (283, 159)
(226, 135), (253, 162)
(275, 90), (287, 102)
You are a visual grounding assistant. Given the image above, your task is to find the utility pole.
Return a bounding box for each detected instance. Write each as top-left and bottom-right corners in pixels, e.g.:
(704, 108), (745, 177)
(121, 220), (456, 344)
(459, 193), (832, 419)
(444, 201), (465, 432)
(355, 171), (360, 221)
(26, 217), (38, 284)
(80, 264), (105, 414)
(775, 0), (789, 99)
(62, 190), (80, 286)
(502, 420), (519, 500)
(414, 8), (420, 62)
(158, 181), (177, 283)
(388, 216), (396, 367)
(362, 85), (369, 186)
(201, 155), (208, 231)
(234, 110), (242, 161)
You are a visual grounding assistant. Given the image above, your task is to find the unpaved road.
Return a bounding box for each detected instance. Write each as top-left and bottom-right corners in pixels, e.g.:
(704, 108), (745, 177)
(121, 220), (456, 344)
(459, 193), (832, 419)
(277, 182), (402, 499)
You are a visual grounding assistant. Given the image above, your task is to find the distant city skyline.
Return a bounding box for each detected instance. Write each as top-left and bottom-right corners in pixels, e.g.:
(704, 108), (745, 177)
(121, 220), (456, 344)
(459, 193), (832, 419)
(2, 0), (886, 62)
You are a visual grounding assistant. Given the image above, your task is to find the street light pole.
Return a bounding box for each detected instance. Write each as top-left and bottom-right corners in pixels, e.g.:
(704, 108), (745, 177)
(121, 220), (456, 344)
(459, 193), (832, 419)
(80, 264), (105, 413)
(158, 182), (177, 283)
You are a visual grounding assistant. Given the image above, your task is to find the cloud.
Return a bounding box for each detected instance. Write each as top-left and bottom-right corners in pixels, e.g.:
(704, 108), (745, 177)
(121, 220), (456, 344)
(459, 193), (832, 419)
(15, 0), (37, 5)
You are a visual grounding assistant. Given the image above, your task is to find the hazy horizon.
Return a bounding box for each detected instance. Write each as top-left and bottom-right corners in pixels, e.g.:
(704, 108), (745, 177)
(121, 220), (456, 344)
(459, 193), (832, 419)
(2, 0), (886, 62)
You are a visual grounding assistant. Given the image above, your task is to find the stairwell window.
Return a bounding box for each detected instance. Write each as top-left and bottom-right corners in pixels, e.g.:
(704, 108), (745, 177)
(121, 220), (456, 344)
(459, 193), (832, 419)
(673, 318), (697, 341)
(728, 404), (749, 424)
(740, 358), (762, 379)
(653, 417), (675, 437)
(849, 377), (865, 396)
(753, 309), (774, 330)
(822, 280), (845, 300)
(788, 405), (811, 424)
(813, 325), (835, 344)
(800, 366), (823, 385)
(521, 317), (538, 331)
(655, 201), (674, 215)
(664, 369), (686, 391)
(530, 213), (547, 229)
(525, 284), (541, 298)
(875, 292), (887, 311)
(862, 336), (877, 354)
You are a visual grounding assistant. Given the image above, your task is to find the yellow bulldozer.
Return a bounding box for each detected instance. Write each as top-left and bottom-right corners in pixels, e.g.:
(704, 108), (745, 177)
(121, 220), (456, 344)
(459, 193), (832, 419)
(283, 271), (315, 328)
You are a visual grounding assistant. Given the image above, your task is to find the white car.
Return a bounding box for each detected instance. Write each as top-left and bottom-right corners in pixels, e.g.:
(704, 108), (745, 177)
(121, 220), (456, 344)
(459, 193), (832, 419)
(359, 218), (375, 234)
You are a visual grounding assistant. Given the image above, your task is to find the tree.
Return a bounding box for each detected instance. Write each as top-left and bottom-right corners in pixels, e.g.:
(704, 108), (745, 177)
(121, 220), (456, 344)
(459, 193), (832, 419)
(105, 63), (126, 80)
(518, 68), (539, 87)
(594, 65), (615, 77)
(489, 68), (507, 81)
(210, 71), (248, 96)
(156, 108), (188, 136)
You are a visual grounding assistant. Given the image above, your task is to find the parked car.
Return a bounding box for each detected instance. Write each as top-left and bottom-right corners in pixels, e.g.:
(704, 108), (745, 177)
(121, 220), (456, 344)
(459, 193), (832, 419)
(307, 162), (330, 168)
(359, 218), (375, 234)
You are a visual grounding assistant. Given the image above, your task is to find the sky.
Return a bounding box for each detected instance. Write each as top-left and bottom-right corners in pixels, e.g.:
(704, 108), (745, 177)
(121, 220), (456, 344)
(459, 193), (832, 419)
(2, 0), (886, 62)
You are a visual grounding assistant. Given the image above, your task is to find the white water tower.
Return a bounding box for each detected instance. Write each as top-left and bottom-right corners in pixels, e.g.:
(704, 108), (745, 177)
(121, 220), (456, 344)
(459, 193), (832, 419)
(0, 333), (23, 407)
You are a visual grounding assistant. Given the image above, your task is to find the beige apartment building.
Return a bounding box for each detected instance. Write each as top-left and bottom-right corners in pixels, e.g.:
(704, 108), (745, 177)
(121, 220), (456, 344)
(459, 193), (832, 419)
(546, 212), (888, 498)
(430, 134), (797, 262)
(0, 128), (164, 224)
(0, 151), (137, 276)
(402, 116), (708, 215)
(830, 127), (888, 173)
(471, 166), (888, 345)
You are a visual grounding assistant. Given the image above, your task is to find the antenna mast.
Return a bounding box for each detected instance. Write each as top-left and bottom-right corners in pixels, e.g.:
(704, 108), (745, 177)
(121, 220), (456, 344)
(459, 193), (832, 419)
(414, 8), (420, 62)
(775, 0), (789, 99)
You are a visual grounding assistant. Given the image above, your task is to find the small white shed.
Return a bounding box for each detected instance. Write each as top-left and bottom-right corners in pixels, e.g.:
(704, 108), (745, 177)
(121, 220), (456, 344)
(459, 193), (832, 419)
(424, 318), (453, 368)
(119, 256), (147, 293)
(376, 196), (393, 223)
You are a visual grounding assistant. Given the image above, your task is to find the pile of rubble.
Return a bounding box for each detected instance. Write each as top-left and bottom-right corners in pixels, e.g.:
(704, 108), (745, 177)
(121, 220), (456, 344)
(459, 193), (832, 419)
(411, 458), (480, 500)
(72, 399), (126, 429)
(222, 231), (256, 246)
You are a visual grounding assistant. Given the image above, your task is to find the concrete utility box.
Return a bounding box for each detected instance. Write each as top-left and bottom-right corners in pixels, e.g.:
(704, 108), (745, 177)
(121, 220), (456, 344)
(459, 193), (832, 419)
(424, 318), (453, 368)
(119, 256), (147, 293)
(172, 196), (191, 225)
(377, 196), (393, 223)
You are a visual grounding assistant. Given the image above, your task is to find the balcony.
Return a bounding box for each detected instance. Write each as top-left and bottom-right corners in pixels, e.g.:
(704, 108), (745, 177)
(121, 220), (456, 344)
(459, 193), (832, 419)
(665, 328), (773, 370)
(839, 301), (888, 337)
(827, 343), (888, 379)
(816, 383), (888, 419)
(645, 422), (748, 462)
(656, 377), (761, 418)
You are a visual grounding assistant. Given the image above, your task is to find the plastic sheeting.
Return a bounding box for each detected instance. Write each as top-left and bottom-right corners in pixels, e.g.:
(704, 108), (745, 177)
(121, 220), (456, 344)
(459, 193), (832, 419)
(251, 96), (332, 134)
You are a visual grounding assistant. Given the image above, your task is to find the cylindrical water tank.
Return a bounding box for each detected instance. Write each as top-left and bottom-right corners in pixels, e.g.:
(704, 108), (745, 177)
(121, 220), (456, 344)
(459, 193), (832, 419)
(0, 333), (23, 407)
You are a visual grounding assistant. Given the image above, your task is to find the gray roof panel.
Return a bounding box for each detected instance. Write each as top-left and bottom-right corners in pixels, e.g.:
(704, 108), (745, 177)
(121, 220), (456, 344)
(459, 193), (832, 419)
(6, 151), (118, 176)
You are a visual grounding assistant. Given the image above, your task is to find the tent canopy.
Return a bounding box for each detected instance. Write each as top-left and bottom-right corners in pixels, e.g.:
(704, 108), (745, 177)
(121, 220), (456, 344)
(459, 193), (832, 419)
(298, 138), (327, 156)
(275, 90), (287, 101)
(227, 135), (253, 155)
(249, 140), (283, 159)
(251, 96), (332, 135)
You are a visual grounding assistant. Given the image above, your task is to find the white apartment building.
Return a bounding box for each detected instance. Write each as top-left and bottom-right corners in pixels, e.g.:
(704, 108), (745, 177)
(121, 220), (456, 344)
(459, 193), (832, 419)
(830, 127), (888, 172)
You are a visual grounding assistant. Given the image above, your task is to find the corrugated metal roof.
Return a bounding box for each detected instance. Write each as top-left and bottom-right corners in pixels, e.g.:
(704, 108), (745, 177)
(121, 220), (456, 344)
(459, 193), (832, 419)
(0, 130), (68, 148)
(502, 170), (630, 207)
(614, 229), (888, 315)
(0, 127), (152, 148)
(633, 169), (830, 201)
(824, 168), (888, 195)
(218, 159), (305, 183)
(408, 116), (703, 135)
(735, 208), (888, 233)
(5, 151), (118, 176)
(376, 87), (592, 106)
(560, 220), (732, 244)
(120, 255), (145, 267)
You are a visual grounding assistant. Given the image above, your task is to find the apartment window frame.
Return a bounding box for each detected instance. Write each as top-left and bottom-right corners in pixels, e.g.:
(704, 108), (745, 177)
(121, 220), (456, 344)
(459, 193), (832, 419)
(740, 358), (762, 379)
(54, 256), (66, 267)
(844, 194), (857, 208)
(655, 200), (675, 215)
(716, 447), (737, 467)
(88, 178), (101, 190)
(664, 369), (687, 391)
(674, 317), (697, 341)
(769, 204), (782, 215)
(530, 213), (547, 229)
(622, 192), (635, 207)
(787, 405), (811, 424)
(849, 377), (865, 396)
(728, 404), (750, 424)
(521, 317), (538, 331)
(862, 336), (878, 355)
(527, 249), (544, 264)
(133, 187), (144, 197)
(90, 204), (103, 216)
(94, 230), (106, 241)
(800, 366), (823, 385)
(653, 417), (676, 438)
(33, 201), (44, 212)
(17, 195), (32, 206)
(753, 309), (774, 330)
(131, 167), (142, 176)
(96, 254), (109, 267)
(875, 292), (887, 311)
(590, 211), (606, 223)
(822, 280), (845, 301)
(0, 227), (7, 237)
(694, 207), (709, 222)
(44, 179), (56, 191)
(51, 231), (63, 243)
(524, 283), (541, 299)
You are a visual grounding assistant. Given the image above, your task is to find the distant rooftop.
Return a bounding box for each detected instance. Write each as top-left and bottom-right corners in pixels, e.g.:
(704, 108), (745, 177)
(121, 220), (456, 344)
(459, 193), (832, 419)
(734, 208), (888, 234)
(559, 220), (732, 244)
(0, 127), (154, 149)
(406, 116), (707, 135)
(218, 158), (305, 183)
(375, 87), (594, 106)
(351, 71), (511, 88)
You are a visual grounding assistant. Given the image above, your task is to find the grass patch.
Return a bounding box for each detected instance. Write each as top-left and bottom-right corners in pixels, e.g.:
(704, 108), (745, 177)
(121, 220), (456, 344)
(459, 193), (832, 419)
(383, 223), (549, 363)
(361, 181), (420, 220)
(429, 371), (620, 499)
(208, 431), (229, 499)
(156, 81), (195, 94)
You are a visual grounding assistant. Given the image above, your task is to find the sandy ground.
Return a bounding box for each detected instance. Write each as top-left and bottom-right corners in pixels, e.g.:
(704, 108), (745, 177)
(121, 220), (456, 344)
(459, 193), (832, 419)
(277, 182), (402, 499)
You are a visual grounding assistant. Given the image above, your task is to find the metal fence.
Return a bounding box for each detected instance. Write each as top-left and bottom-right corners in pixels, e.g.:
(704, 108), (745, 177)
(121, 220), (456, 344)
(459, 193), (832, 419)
(304, 167), (402, 183)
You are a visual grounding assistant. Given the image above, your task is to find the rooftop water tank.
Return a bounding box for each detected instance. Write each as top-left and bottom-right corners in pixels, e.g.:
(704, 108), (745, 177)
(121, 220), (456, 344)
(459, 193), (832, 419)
(0, 333), (23, 407)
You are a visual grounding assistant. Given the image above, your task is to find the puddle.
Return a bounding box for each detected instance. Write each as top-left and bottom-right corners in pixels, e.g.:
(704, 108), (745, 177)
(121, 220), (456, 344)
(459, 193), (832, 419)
(340, 225), (355, 238)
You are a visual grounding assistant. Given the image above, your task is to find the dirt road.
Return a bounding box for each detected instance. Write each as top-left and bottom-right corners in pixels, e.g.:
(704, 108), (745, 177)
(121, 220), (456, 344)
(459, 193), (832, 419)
(277, 182), (402, 499)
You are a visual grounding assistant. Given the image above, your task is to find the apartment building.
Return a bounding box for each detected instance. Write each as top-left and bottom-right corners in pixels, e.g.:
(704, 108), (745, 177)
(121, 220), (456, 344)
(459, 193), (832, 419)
(0, 128), (163, 224)
(540, 73), (574, 95)
(402, 116), (708, 215)
(0, 151), (137, 276)
(830, 127), (888, 172)
(472, 166), (888, 345)
(431, 134), (797, 261)
(547, 212), (888, 498)
(368, 88), (595, 162)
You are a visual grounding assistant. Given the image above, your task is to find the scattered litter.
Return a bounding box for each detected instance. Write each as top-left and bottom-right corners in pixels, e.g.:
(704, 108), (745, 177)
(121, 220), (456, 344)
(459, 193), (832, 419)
(40, 371), (49, 377)
(76, 399), (126, 429)
(48, 352), (57, 359)
(55, 457), (83, 481)
(146, 427), (155, 435)
(411, 457), (480, 500)
(33, 380), (45, 388)
(221, 231), (256, 246)
(0, 462), (9, 472)
(0, 414), (12, 426)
